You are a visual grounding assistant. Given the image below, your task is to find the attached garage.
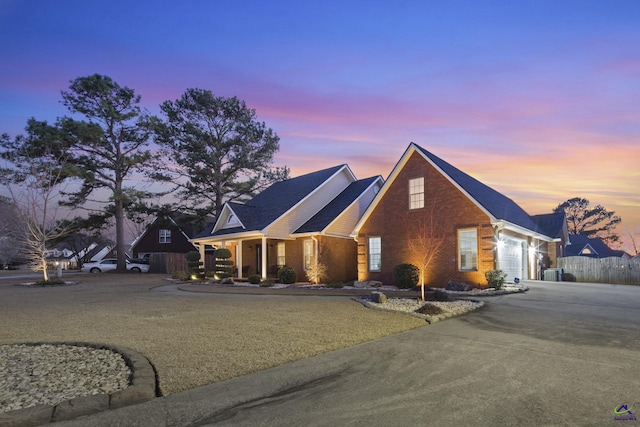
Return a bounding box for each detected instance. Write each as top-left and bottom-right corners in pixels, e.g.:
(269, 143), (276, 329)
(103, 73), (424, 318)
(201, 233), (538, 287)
(498, 237), (527, 282)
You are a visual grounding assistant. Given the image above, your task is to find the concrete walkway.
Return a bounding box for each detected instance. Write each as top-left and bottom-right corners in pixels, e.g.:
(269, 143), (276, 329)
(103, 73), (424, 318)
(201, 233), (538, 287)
(55, 280), (640, 426)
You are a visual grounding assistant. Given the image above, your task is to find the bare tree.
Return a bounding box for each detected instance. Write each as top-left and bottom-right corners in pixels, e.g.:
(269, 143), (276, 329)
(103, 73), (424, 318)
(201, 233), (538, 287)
(404, 204), (447, 301)
(1, 129), (77, 281)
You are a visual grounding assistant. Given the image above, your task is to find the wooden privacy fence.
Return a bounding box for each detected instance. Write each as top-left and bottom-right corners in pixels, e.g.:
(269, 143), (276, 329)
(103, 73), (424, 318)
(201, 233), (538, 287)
(558, 256), (640, 285)
(148, 253), (217, 274)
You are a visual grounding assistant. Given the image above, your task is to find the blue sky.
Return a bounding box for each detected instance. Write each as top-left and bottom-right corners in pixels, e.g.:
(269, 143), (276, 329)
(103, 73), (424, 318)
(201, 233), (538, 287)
(1, 0), (639, 250)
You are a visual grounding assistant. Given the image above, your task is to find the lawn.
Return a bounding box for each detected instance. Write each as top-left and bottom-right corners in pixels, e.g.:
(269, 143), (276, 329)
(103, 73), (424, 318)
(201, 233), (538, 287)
(0, 274), (425, 396)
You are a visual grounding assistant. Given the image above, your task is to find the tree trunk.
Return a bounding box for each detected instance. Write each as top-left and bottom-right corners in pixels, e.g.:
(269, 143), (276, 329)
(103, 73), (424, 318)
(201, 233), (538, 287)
(115, 198), (127, 271)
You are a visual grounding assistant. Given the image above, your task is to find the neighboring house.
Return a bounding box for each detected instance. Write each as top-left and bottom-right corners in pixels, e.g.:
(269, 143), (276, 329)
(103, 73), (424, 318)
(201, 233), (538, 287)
(46, 246), (77, 270)
(191, 165), (384, 282)
(352, 143), (568, 286)
(46, 242), (109, 269)
(84, 243), (112, 262)
(131, 215), (201, 258)
(564, 234), (630, 259)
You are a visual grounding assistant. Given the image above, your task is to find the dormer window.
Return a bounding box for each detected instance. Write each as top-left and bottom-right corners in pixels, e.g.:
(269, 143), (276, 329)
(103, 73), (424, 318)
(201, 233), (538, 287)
(159, 229), (171, 244)
(228, 214), (236, 224)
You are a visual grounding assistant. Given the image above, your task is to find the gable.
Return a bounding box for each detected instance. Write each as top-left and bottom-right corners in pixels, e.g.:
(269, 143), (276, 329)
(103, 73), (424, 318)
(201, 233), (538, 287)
(266, 167), (355, 237)
(132, 215), (197, 254)
(199, 165), (357, 240)
(354, 143), (556, 241)
(294, 176), (383, 236)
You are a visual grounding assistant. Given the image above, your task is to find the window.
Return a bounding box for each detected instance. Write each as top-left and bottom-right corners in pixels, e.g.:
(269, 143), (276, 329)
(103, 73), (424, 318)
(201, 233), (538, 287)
(458, 229), (478, 271)
(159, 229), (171, 244)
(368, 237), (382, 272)
(303, 240), (313, 270)
(409, 177), (424, 209)
(277, 242), (286, 268)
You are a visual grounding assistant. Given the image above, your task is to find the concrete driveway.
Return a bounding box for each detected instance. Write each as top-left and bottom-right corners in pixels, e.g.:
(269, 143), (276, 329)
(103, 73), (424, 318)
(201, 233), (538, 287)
(60, 281), (640, 427)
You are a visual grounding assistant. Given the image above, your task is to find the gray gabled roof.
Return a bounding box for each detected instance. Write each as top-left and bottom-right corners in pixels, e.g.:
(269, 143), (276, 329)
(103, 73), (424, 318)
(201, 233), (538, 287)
(206, 165), (347, 236)
(414, 144), (547, 236)
(565, 234), (629, 258)
(294, 176), (380, 234)
(531, 212), (566, 239)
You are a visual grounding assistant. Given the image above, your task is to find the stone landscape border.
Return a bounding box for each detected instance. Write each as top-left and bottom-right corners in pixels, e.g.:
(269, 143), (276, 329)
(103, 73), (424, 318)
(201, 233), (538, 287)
(352, 297), (486, 323)
(0, 342), (157, 427)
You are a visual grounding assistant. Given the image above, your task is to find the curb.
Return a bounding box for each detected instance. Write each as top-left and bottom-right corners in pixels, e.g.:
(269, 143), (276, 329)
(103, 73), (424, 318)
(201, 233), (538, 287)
(0, 342), (157, 427)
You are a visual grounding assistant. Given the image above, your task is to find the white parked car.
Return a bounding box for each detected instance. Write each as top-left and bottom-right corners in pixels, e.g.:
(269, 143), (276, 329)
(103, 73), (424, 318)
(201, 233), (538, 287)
(81, 258), (150, 273)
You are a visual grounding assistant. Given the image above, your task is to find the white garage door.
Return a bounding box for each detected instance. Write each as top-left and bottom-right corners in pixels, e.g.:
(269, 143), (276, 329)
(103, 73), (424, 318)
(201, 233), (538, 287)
(499, 238), (526, 282)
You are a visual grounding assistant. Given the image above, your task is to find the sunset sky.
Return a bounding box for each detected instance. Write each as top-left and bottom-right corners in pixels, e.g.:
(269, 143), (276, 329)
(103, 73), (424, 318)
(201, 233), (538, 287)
(1, 1), (639, 251)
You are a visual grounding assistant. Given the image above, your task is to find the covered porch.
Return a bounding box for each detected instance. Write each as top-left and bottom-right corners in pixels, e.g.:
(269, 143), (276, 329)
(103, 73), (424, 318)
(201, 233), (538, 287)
(191, 233), (292, 280)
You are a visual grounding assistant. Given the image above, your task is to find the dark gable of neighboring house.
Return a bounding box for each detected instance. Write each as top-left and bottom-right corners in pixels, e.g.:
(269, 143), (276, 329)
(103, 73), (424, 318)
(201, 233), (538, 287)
(565, 234), (630, 258)
(131, 215), (199, 257)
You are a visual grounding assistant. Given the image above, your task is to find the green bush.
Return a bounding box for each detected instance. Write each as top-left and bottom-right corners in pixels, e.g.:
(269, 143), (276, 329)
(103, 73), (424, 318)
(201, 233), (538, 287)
(485, 269), (508, 289)
(393, 263), (419, 289)
(214, 248), (234, 279)
(172, 270), (190, 281)
(260, 280), (274, 287)
(185, 251), (204, 279)
(248, 274), (261, 284)
(278, 266), (297, 284)
(33, 278), (66, 286)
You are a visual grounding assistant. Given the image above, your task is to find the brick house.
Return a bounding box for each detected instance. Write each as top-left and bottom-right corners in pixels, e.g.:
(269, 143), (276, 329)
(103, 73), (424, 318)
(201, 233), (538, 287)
(352, 143), (568, 287)
(191, 165), (383, 282)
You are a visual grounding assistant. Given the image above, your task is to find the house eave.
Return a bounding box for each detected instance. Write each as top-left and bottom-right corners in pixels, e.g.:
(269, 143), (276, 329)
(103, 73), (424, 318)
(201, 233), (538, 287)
(191, 230), (263, 244)
(494, 220), (556, 242)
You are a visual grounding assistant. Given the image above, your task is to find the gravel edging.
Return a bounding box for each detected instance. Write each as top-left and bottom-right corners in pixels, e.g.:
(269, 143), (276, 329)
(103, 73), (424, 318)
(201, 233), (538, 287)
(0, 342), (157, 427)
(352, 297), (485, 323)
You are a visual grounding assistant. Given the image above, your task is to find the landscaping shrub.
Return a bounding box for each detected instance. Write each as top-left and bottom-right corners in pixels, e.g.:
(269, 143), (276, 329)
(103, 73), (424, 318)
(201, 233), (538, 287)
(425, 289), (453, 302)
(33, 278), (66, 286)
(485, 269), (508, 289)
(248, 274), (261, 284)
(260, 281), (274, 287)
(278, 266), (297, 284)
(185, 251), (204, 279)
(445, 281), (472, 292)
(416, 303), (445, 316)
(306, 262), (328, 284)
(214, 248), (234, 279)
(393, 263), (419, 289)
(326, 282), (344, 288)
(172, 270), (190, 281)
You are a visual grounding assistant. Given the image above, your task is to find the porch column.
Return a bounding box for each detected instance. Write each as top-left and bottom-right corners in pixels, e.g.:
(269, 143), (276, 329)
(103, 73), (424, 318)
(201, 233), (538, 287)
(198, 244), (206, 270)
(237, 240), (243, 279)
(261, 236), (268, 279)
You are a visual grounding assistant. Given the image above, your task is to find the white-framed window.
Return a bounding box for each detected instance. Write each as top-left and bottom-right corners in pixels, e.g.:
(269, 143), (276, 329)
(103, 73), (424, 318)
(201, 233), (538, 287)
(368, 237), (382, 272)
(159, 229), (171, 244)
(277, 242), (286, 268)
(303, 240), (314, 270)
(409, 177), (424, 209)
(458, 229), (478, 271)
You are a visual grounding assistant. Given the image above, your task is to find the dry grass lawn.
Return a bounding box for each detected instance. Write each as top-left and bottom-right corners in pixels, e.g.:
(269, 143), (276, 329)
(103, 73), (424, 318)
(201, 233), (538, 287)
(0, 274), (425, 396)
